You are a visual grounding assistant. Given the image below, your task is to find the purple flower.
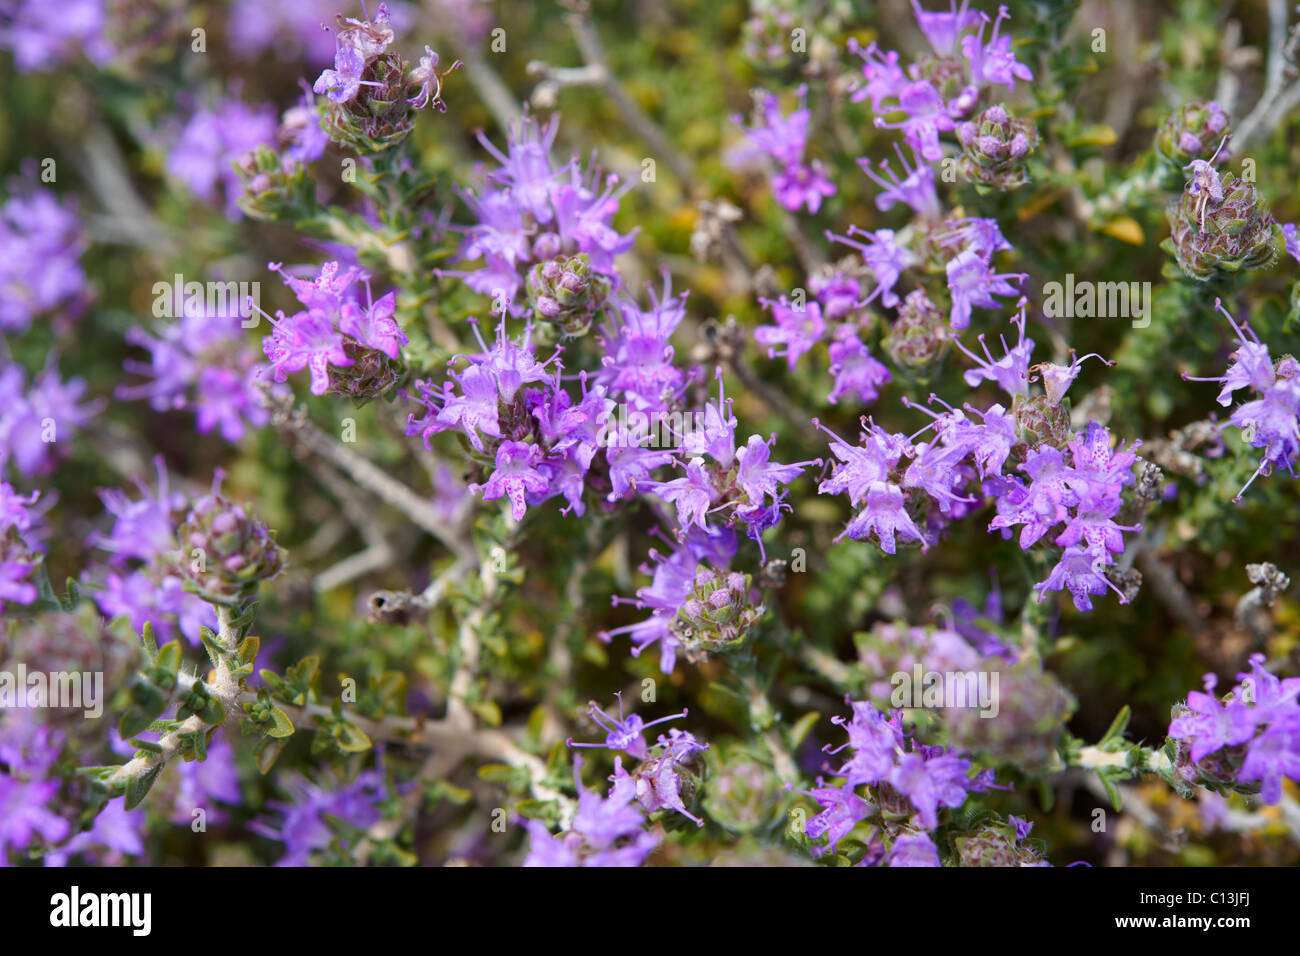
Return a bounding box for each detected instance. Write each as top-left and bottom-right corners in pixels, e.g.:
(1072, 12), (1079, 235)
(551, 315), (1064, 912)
(251, 765), (388, 866)
(886, 831), (941, 866)
(472, 440), (549, 521)
(911, 0), (981, 56)
(1169, 673), (1259, 764)
(945, 247), (1026, 331)
(952, 299), (1035, 396)
(1033, 544), (1129, 611)
(872, 81), (955, 164)
(647, 457), (716, 531)
(889, 749), (975, 829)
(0, 0), (112, 72)
(826, 226), (915, 308)
(729, 85), (836, 213)
(827, 325), (892, 405)
(119, 303), (269, 443)
(754, 297), (826, 369)
(0, 360), (101, 478)
(0, 183), (88, 333)
(961, 5), (1034, 91)
(848, 41), (909, 112)
(858, 143), (941, 220)
(0, 723), (70, 861)
(166, 96), (277, 219)
(567, 694), (687, 760)
(614, 730), (710, 826)
(523, 759), (659, 867)
(800, 779), (873, 854)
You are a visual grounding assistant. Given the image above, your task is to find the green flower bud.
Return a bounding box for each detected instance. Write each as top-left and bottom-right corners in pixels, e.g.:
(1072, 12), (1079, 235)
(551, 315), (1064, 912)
(175, 483), (286, 605)
(1154, 101), (1231, 174)
(525, 253), (610, 337)
(883, 289), (950, 375)
(672, 567), (764, 660)
(1163, 169), (1285, 282)
(957, 105), (1039, 190)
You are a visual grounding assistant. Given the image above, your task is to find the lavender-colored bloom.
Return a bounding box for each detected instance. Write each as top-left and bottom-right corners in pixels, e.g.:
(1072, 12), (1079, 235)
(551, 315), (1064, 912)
(0, 361), (100, 478)
(872, 80), (955, 164)
(847, 41), (909, 112)
(953, 300), (1034, 396)
(729, 86), (836, 213)
(827, 226), (916, 309)
(647, 457), (716, 530)
(119, 304), (269, 443)
(251, 766), (388, 866)
(615, 729), (709, 826)
(910, 0), (980, 56)
(754, 297), (826, 369)
(472, 440), (549, 521)
(735, 434), (817, 507)
(281, 87), (331, 163)
(166, 97), (277, 219)
(523, 759), (659, 867)
(1033, 544), (1129, 611)
(945, 247), (1026, 331)
(171, 735), (242, 826)
(0, 183), (88, 333)
(961, 5), (1034, 91)
(260, 260), (407, 397)
(800, 779), (873, 854)
(858, 143), (941, 220)
(890, 749), (975, 829)
(886, 831), (941, 866)
(827, 325), (892, 406)
(567, 694), (687, 760)
(0, 722), (69, 861)
(1169, 673), (1258, 764)
(44, 801), (145, 866)
(840, 479), (927, 553)
(600, 527), (738, 673)
(0, 0), (112, 72)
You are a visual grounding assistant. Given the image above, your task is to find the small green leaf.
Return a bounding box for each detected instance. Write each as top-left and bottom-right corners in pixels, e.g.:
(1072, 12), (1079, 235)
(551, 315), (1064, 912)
(124, 764), (163, 810)
(335, 720), (372, 752)
(267, 706), (295, 738)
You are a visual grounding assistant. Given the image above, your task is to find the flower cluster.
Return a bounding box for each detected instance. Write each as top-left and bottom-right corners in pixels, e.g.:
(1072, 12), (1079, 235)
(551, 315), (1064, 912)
(817, 301), (1143, 613)
(252, 765), (389, 866)
(405, 317), (601, 519)
(0, 359), (99, 478)
(312, 2), (456, 153)
(569, 695), (710, 826)
(798, 699), (997, 864)
(729, 85), (836, 214)
(1184, 299), (1299, 500)
(446, 112), (636, 307)
(0, 183), (88, 334)
(849, 2), (1033, 163)
(85, 458), (217, 645)
(260, 260), (406, 399)
(1168, 654), (1300, 805)
(167, 94), (278, 219)
(522, 759), (661, 867)
(119, 302), (270, 442)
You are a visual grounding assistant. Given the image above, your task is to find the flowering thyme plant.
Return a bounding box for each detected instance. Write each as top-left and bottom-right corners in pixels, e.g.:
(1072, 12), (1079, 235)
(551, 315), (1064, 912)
(2, 0), (1300, 872)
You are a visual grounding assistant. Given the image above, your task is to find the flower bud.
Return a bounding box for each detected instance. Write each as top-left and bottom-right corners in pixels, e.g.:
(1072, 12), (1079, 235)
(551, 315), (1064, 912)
(1154, 101), (1231, 173)
(1163, 169), (1285, 281)
(883, 289), (950, 376)
(525, 253), (610, 337)
(957, 106), (1039, 190)
(672, 566), (764, 660)
(174, 480), (286, 605)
